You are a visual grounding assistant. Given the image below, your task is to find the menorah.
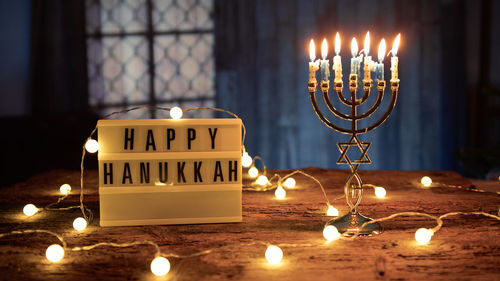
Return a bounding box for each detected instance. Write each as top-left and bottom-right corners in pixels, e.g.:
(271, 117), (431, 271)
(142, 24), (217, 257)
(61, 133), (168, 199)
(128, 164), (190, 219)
(307, 33), (400, 236)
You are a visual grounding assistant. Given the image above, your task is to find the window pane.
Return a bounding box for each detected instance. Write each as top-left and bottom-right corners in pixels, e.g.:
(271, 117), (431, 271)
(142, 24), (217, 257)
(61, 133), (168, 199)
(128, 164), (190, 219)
(152, 0), (213, 31)
(86, 0), (148, 34)
(154, 34), (214, 101)
(87, 37), (150, 107)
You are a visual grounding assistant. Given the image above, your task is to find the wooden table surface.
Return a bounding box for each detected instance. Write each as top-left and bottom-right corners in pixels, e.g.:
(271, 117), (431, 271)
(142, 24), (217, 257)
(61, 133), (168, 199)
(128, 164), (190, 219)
(0, 168), (499, 281)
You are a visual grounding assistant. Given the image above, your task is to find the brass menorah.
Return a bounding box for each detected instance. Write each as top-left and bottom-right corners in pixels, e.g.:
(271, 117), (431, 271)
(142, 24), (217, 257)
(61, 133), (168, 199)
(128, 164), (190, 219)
(308, 72), (400, 236)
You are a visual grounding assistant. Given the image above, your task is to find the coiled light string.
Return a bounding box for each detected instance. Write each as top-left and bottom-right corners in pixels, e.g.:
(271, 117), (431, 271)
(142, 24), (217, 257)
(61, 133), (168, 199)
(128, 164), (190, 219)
(8, 105), (500, 277)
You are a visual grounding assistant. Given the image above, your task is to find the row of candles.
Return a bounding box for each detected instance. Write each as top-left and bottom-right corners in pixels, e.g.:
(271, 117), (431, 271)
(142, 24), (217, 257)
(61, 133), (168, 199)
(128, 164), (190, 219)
(308, 32), (401, 84)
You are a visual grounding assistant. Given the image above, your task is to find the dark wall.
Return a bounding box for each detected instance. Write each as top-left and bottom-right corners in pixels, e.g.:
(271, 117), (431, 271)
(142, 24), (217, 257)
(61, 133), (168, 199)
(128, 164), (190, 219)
(0, 1), (31, 116)
(215, 0), (499, 176)
(0, 0), (498, 186)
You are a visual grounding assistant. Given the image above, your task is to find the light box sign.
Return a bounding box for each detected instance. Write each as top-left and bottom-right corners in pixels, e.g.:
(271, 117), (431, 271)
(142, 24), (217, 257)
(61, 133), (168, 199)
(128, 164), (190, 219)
(97, 119), (242, 227)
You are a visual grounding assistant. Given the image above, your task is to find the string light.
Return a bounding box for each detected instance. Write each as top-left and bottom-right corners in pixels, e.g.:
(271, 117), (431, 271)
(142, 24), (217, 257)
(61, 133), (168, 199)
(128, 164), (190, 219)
(282, 177), (296, 188)
(23, 204), (38, 217)
(46, 244), (65, 262)
(170, 106), (183, 120)
(84, 139), (99, 153)
(59, 184), (71, 195)
(242, 151), (253, 168)
(150, 257), (170, 277)
(5, 106), (500, 277)
(265, 245), (283, 264)
(274, 185), (286, 199)
(256, 175), (269, 186)
(374, 186), (387, 198)
(323, 225), (341, 242)
(326, 205), (339, 216)
(421, 176), (432, 187)
(248, 166), (259, 178)
(73, 217), (87, 231)
(415, 228), (433, 245)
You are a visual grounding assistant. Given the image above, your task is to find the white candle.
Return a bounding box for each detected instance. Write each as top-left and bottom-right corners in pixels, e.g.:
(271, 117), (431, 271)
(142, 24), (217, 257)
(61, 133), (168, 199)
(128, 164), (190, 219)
(375, 39), (386, 82)
(350, 38), (362, 76)
(333, 32), (342, 82)
(391, 34), (401, 80)
(320, 38), (330, 82)
(308, 39), (319, 83)
(363, 31), (372, 81)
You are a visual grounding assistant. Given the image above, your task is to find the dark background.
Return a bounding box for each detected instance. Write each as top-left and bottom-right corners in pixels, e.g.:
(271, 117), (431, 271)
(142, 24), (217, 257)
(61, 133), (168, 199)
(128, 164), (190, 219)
(0, 0), (499, 187)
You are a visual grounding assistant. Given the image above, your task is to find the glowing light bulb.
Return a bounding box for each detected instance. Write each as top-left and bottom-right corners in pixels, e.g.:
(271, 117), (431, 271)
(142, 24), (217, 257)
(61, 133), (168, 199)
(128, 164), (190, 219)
(275, 185), (286, 199)
(326, 205), (339, 216)
(46, 244), (64, 262)
(73, 217), (87, 231)
(170, 106), (183, 120)
(282, 178), (296, 188)
(150, 257), (171, 277)
(265, 245), (283, 264)
(256, 175), (269, 186)
(242, 152), (253, 168)
(415, 228), (433, 245)
(85, 139), (99, 153)
(23, 204), (38, 216)
(248, 166), (259, 178)
(323, 225), (341, 242)
(421, 176), (432, 187)
(59, 184), (71, 195)
(374, 187), (386, 198)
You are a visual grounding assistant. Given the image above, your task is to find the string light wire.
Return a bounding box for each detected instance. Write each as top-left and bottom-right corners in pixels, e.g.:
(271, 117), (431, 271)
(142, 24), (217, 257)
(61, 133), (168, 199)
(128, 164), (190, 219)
(3, 105), (499, 276)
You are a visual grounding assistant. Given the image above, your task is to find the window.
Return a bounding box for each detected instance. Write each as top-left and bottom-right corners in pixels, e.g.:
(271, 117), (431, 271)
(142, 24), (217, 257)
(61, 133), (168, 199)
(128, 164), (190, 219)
(85, 0), (215, 118)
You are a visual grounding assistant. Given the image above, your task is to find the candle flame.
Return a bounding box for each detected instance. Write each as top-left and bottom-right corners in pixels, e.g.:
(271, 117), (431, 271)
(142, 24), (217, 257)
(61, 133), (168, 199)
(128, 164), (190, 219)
(321, 38), (328, 60)
(335, 32), (340, 55)
(309, 39), (315, 61)
(364, 32), (370, 55)
(378, 39), (386, 62)
(392, 33), (400, 56)
(351, 38), (358, 57)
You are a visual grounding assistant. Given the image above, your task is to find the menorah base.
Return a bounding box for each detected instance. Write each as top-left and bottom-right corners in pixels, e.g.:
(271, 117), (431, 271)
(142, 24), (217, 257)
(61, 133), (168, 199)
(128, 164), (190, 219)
(326, 211), (382, 236)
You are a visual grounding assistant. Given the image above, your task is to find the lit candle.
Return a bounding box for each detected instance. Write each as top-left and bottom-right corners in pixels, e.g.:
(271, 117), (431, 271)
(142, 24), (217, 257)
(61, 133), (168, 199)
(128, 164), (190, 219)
(350, 38), (362, 78)
(320, 38), (330, 82)
(363, 31), (372, 81)
(375, 39), (386, 82)
(308, 39), (319, 84)
(333, 32), (342, 82)
(391, 33), (400, 80)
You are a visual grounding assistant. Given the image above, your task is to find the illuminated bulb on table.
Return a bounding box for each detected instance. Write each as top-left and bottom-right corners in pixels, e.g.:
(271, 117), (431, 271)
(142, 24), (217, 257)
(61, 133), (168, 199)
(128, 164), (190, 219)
(23, 204), (38, 216)
(242, 152), (253, 168)
(256, 175), (269, 186)
(73, 217), (88, 231)
(85, 139), (99, 153)
(150, 257), (171, 277)
(323, 225), (341, 242)
(326, 205), (339, 216)
(374, 186), (387, 198)
(282, 177), (296, 188)
(274, 185), (286, 199)
(248, 166), (259, 178)
(59, 184), (71, 195)
(265, 245), (283, 264)
(46, 244), (64, 262)
(170, 106), (183, 120)
(415, 228), (433, 245)
(420, 176), (432, 187)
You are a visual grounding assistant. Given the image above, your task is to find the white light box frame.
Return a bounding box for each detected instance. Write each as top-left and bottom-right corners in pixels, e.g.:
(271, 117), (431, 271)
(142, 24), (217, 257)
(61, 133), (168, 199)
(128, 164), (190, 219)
(97, 119), (242, 227)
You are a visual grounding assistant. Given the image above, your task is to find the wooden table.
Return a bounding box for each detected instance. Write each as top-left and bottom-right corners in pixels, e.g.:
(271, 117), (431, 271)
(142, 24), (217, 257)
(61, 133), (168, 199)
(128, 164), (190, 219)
(0, 168), (499, 280)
